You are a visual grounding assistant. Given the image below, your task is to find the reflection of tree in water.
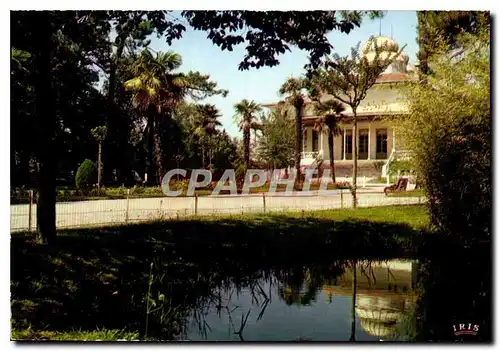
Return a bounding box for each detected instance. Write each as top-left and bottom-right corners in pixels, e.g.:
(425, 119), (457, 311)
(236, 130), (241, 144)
(144, 251), (490, 342)
(276, 263), (346, 307)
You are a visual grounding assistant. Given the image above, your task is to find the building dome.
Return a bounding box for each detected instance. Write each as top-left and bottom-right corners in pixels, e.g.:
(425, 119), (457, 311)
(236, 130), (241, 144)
(362, 36), (410, 74)
(355, 294), (415, 338)
(362, 36), (400, 54)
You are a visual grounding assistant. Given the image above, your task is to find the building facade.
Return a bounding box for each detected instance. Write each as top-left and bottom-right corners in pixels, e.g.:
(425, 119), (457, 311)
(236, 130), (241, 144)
(263, 36), (417, 179)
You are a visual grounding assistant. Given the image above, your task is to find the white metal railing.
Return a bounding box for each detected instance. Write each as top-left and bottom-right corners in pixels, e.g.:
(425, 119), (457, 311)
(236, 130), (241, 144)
(382, 149), (414, 178)
(381, 149), (396, 177)
(301, 150), (324, 159)
(11, 191), (426, 232)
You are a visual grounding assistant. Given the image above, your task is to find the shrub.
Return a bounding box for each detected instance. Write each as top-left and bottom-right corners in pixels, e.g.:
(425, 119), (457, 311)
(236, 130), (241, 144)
(88, 187), (106, 197)
(395, 30), (490, 245)
(389, 159), (415, 176)
(75, 159), (97, 192)
(169, 179), (190, 191)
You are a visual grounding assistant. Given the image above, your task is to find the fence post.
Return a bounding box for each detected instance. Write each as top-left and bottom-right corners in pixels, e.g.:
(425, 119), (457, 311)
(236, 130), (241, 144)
(386, 175), (390, 185)
(262, 193), (266, 213)
(125, 189), (130, 223)
(340, 188), (344, 208)
(363, 176), (366, 188)
(28, 190), (33, 232)
(194, 193), (198, 216)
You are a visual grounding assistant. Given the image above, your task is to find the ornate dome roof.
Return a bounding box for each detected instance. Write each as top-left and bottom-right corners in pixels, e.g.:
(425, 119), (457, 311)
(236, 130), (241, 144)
(362, 36), (400, 54)
(359, 318), (396, 338)
(361, 36), (410, 74)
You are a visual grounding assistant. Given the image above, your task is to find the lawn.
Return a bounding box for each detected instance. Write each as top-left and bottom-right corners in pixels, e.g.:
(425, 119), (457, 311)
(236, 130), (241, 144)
(11, 205), (436, 341)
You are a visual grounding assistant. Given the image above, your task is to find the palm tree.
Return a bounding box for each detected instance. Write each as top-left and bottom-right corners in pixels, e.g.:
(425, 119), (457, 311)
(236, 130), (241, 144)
(193, 104), (222, 169)
(313, 100), (346, 183)
(90, 126), (108, 189)
(124, 49), (186, 185)
(278, 77), (310, 185)
(234, 99), (262, 171)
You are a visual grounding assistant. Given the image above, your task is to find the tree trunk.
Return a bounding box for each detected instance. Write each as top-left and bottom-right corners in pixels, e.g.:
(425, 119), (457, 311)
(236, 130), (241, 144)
(208, 136), (213, 169)
(153, 118), (164, 185)
(243, 127), (250, 170)
(106, 34), (127, 180)
(34, 13), (56, 244)
(328, 131), (335, 183)
(350, 260), (357, 341)
(107, 35), (127, 106)
(97, 141), (102, 189)
(144, 117), (153, 186)
(294, 103), (303, 186)
(352, 114), (358, 208)
(202, 144), (206, 169)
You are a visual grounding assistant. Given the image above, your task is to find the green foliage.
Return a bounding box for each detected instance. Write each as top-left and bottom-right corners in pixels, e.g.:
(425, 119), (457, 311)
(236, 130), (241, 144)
(310, 37), (405, 205)
(91, 126), (108, 142)
(388, 159), (415, 176)
(75, 159), (97, 191)
(234, 99), (262, 169)
(182, 11), (385, 71)
(11, 204), (430, 340)
(396, 29), (490, 244)
(11, 328), (140, 341)
(417, 11), (490, 75)
(257, 106), (295, 169)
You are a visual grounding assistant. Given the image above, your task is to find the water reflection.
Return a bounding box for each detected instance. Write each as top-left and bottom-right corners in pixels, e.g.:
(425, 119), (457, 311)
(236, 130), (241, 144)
(181, 259), (417, 341)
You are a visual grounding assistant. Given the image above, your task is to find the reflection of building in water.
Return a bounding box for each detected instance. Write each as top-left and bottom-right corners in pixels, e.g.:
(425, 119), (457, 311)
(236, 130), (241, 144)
(356, 293), (415, 338)
(322, 260), (417, 338)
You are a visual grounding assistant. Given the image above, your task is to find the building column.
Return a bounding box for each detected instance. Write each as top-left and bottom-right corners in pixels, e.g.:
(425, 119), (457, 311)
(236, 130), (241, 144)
(392, 127), (396, 152)
(320, 130), (324, 156)
(343, 128), (346, 160)
(303, 127), (306, 153)
(368, 124), (371, 160)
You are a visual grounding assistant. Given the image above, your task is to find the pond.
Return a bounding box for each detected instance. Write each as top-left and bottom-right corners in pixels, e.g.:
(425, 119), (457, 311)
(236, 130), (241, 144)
(10, 222), (491, 343)
(182, 260), (417, 341)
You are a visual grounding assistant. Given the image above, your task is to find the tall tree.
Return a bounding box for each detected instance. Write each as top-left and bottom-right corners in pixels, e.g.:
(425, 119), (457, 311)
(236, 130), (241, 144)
(257, 107), (295, 170)
(125, 49), (227, 183)
(278, 77), (310, 186)
(311, 37), (403, 207)
(397, 29), (490, 245)
(103, 11), (186, 182)
(312, 100), (345, 183)
(417, 11), (490, 76)
(193, 104), (222, 169)
(233, 99), (262, 171)
(11, 11), (110, 243)
(11, 10), (381, 242)
(91, 126), (108, 189)
(124, 49), (185, 184)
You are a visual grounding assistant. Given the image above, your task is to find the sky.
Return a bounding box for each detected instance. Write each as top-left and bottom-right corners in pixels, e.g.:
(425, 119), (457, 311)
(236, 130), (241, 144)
(148, 11), (419, 137)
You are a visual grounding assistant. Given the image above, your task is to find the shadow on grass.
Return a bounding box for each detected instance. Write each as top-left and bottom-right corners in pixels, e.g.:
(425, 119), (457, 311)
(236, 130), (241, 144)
(10, 211), (452, 340)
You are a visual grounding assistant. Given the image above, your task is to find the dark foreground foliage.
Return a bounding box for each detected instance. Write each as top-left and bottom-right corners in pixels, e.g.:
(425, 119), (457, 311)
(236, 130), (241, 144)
(11, 205), (491, 342)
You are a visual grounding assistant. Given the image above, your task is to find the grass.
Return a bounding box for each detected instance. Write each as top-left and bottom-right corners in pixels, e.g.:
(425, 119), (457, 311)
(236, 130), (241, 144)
(12, 328), (140, 341)
(11, 205), (439, 341)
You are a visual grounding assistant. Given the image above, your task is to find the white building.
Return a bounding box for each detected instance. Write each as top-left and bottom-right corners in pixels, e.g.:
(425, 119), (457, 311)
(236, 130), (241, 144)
(263, 36), (417, 179)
